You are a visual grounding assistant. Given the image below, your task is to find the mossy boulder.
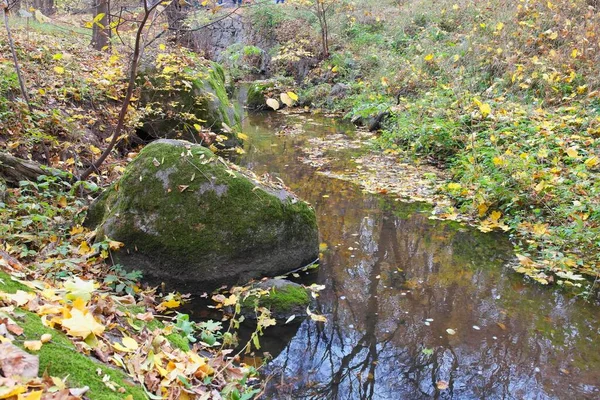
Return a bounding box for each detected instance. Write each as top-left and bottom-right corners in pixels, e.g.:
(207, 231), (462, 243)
(241, 279), (312, 321)
(138, 61), (241, 148)
(86, 139), (319, 293)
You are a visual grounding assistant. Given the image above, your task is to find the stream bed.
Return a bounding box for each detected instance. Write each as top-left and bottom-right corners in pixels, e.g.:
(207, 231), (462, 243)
(231, 110), (600, 399)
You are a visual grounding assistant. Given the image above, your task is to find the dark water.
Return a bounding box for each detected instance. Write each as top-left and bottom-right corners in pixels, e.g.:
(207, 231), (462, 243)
(234, 111), (600, 399)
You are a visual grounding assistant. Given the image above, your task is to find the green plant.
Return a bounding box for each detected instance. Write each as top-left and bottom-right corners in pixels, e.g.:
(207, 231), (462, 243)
(103, 264), (142, 295)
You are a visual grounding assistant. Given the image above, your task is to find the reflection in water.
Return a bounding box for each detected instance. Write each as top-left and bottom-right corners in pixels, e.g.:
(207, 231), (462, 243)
(236, 112), (600, 399)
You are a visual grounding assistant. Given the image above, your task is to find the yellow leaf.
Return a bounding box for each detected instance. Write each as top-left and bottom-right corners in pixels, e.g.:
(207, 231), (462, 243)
(108, 240), (124, 250)
(70, 225), (84, 235)
(41, 334), (52, 343)
(64, 277), (96, 301)
(52, 53), (63, 60)
(490, 211), (502, 222)
(159, 299), (180, 309)
(113, 336), (139, 352)
(571, 49), (578, 58)
(548, 31), (558, 40)
(287, 91), (298, 101)
(566, 147), (579, 158)
(38, 88), (46, 95)
(584, 156), (598, 168)
(331, 65), (339, 73)
(89, 145), (101, 155)
(61, 308), (105, 338)
(237, 132), (249, 140)
(452, 4), (459, 10)
(54, 66), (65, 74)
(381, 76), (389, 86)
(78, 241), (92, 255)
(159, 44), (166, 50)
(477, 203), (489, 217)
(424, 53), (434, 61)
(23, 341), (42, 351)
(222, 294), (238, 306)
(533, 223), (548, 236)
(495, 22), (504, 31)
(447, 182), (461, 191)
(0, 386), (26, 400)
(479, 103), (491, 118)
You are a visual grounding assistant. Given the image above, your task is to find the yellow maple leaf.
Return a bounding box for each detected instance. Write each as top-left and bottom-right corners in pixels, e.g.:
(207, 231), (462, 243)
(222, 294), (238, 306)
(61, 308), (105, 338)
(17, 391), (42, 400)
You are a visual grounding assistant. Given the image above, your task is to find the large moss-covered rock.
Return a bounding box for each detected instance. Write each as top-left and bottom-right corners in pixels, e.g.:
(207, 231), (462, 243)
(87, 139), (318, 292)
(138, 61), (241, 147)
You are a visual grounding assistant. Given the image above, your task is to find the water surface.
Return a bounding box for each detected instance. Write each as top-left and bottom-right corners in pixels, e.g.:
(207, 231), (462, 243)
(234, 111), (600, 399)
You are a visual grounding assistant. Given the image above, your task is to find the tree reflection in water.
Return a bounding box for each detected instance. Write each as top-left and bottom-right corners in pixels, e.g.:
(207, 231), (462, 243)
(236, 112), (600, 400)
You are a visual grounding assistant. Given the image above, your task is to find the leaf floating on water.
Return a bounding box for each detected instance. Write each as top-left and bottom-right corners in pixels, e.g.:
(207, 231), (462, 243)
(472, 325), (481, 330)
(284, 315), (296, 324)
(306, 307), (327, 323)
(436, 380), (449, 390)
(446, 328), (456, 335)
(266, 98), (280, 110)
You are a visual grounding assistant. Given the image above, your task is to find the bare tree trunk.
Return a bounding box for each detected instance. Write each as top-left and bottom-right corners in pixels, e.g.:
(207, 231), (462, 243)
(79, 2), (159, 181)
(165, 0), (188, 42)
(2, 2), (31, 110)
(91, 0), (110, 51)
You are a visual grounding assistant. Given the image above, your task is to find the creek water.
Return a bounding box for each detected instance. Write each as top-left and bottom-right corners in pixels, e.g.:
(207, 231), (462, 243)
(231, 110), (600, 399)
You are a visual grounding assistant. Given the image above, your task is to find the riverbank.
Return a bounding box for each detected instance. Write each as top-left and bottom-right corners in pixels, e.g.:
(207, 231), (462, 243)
(248, 0), (600, 293)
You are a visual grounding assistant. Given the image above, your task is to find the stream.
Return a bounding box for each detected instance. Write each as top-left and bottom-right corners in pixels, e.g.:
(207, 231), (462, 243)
(230, 110), (600, 399)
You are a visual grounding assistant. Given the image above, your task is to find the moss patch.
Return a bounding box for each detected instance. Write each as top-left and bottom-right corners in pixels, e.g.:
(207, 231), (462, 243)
(12, 309), (147, 400)
(0, 270), (32, 293)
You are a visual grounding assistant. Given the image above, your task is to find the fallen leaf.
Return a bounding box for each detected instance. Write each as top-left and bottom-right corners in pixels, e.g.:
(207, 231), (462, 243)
(61, 309), (105, 338)
(0, 342), (39, 378)
(23, 341), (42, 351)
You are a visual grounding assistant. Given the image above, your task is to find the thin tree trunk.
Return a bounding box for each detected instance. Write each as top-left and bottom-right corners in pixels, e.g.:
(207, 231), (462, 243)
(79, 3), (156, 181)
(2, 4), (31, 111)
(91, 0), (110, 51)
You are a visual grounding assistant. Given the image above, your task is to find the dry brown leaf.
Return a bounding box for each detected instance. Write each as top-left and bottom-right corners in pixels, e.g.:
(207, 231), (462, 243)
(0, 342), (39, 378)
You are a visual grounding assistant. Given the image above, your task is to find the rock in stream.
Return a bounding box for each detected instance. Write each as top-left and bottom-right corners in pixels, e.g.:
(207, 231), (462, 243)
(86, 139), (319, 293)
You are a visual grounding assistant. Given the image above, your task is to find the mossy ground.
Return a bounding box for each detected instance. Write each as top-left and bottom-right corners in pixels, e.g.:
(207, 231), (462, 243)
(0, 273), (147, 400)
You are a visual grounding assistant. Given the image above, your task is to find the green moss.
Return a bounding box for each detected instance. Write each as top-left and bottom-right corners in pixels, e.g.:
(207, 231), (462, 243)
(245, 285), (310, 312)
(14, 310), (147, 400)
(0, 271), (32, 293)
